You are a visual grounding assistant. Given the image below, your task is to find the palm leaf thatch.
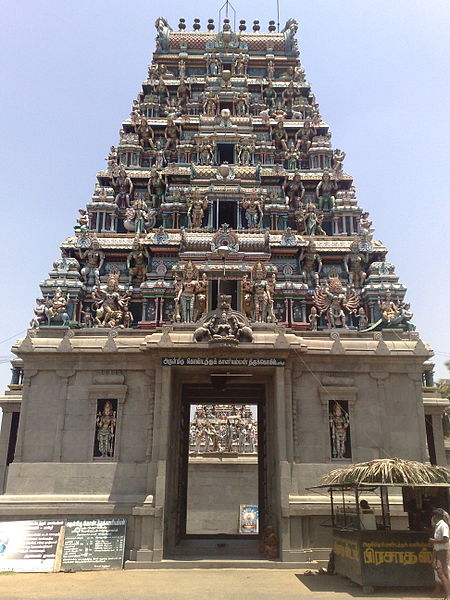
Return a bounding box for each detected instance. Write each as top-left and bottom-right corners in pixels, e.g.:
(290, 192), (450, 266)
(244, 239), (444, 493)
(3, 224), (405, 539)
(320, 458), (450, 487)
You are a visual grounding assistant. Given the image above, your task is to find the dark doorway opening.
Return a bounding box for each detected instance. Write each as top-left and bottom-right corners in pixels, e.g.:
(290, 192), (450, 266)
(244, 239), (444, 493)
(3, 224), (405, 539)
(219, 102), (233, 113)
(218, 200), (237, 228)
(116, 218), (128, 234)
(169, 383), (266, 557)
(210, 279), (238, 311)
(217, 143), (235, 164)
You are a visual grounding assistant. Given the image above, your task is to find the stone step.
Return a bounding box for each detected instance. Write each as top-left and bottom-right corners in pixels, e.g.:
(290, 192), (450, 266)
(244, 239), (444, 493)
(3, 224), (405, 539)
(124, 559), (319, 570)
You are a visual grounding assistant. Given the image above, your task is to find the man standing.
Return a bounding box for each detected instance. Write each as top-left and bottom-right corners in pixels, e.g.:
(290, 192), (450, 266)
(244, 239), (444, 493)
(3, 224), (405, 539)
(429, 508), (450, 599)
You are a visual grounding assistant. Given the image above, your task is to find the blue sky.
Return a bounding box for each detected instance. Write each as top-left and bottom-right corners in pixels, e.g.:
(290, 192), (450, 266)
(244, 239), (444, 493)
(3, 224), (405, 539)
(0, 0), (449, 393)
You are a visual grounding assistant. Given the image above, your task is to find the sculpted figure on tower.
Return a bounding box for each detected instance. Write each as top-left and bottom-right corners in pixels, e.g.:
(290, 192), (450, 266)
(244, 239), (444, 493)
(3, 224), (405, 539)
(241, 195), (263, 228)
(135, 117), (154, 149)
(313, 275), (360, 329)
(78, 237), (105, 287)
(127, 238), (150, 286)
(148, 167), (166, 206)
(241, 274), (254, 320)
(174, 261), (201, 323)
(112, 168), (133, 209)
(187, 193), (208, 229)
(252, 263), (275, 323)
(284, 171), (305, 211)
(300, 241), (322, 288)
(344, 240), (367, 288)
(316, 170), (337, 211)
(92, 270), (132, 328)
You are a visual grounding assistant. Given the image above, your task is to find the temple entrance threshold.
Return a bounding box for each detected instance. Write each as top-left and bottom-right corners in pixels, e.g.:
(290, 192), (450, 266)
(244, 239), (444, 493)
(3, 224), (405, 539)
(165, 383), (267, 559)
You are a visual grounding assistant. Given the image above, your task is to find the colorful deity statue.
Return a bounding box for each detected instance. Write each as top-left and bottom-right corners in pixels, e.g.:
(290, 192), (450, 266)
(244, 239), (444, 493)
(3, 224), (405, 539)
(177, 78), (191, 109)
(284, 171), (305, 211)
(76, 209), (89, 232)
(356, 307), (369, 330)
(378, 291), (400, 323)
(207, 55), (222, 77)
(299, 241), (322, 288)
(313, 275), (360, 329)
(194, 273), (208, 322)
(96, 400), (116, 458)
(198, 140), (215, 165)
(308, 306), (319, 331)
(106, 145), (118, 170)
(359, 211), (373, 240)
(30, 298), (47, 329)
(330, 402), (350, 459)
(233, 53), (248, 76)
(344, 240), (367, 288)
(235, 92), (249, 116)
(46, 287), (68, 319)
(241, 274), (254, 320)
(134, 117), (155, 149)
(92, 270), (132, 328)
(272, 119), (288, 156)
(203, 92), (218, 116)
(282, 80), (298, 110)
(127, 237), (150, 286)
(111, 168), (133, 209)
(263, 81), (277, 110)
(187, 193), (209, 229)
(178, 58), (186, 79)
(164, 115), (181, 155)
(174, 261), (201, 323)
(316, 170), (337, 211)
(148, 167), (166, 206)
(241, 195), (263, 228)
(295, 119), (316, 155)
(154, 76), (168, 105)
(333, 148), (346, 176)
(237, 139), (253, 164)
(78, 237), (105, 287)
(298, 203), (326, 236)
(252, 263), (275, 323)
(285, 140), (300, 171)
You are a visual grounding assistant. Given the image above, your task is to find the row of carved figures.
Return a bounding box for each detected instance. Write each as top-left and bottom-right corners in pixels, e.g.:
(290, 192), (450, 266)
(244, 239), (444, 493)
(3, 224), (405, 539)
(148, 51), (305, 82)
(136, 79), (316, 118)
(54, 235), (375, 293)
(89, 169), (347, 221)
(30, 277), (412, 333)
(124, 115), (326, 159)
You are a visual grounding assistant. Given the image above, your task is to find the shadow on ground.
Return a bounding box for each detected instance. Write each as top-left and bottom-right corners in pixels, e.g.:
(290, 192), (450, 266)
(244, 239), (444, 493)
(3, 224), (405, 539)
(295, 573), (431, 598)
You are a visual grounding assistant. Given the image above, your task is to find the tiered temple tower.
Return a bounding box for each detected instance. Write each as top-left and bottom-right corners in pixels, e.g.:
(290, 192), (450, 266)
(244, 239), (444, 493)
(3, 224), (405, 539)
(0, 16), (446, 565)
(21, 16), (413, 333)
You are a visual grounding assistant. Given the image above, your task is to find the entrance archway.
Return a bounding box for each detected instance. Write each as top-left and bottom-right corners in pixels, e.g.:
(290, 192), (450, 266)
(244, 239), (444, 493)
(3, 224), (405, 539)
(164, 382), (270, 558)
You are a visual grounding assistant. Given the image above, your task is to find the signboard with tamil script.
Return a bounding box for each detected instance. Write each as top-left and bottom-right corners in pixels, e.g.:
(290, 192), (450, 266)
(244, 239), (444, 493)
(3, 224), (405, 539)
(333, 529), (434, 588)
(61, 518), (127, 571)
(0, 520), (64, 572)
(161, 357), (286, 367)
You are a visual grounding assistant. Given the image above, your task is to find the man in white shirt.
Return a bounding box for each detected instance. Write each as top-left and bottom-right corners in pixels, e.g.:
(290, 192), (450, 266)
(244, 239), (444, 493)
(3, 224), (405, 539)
(429, 508), (450, 599)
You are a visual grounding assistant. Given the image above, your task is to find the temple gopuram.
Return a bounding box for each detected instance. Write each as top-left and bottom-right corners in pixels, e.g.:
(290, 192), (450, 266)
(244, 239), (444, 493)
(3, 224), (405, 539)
(0, 16), (446, 566)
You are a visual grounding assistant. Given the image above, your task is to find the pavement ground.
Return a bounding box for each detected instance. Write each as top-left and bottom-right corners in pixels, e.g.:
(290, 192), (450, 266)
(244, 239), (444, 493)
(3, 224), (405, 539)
(0, 569), (434, 600)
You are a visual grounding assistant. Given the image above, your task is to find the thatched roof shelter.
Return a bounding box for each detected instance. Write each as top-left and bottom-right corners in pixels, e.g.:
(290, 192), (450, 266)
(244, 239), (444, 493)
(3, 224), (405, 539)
(319, 458), (450, 488)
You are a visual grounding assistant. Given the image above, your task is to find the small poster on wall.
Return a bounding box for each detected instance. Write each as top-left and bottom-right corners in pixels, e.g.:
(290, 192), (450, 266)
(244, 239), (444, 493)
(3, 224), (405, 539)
(239, 505), (259, 535)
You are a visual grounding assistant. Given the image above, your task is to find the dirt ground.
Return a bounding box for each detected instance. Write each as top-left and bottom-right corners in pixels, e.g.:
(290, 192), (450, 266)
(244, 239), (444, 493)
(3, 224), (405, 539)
(0, 569), (433, 600)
